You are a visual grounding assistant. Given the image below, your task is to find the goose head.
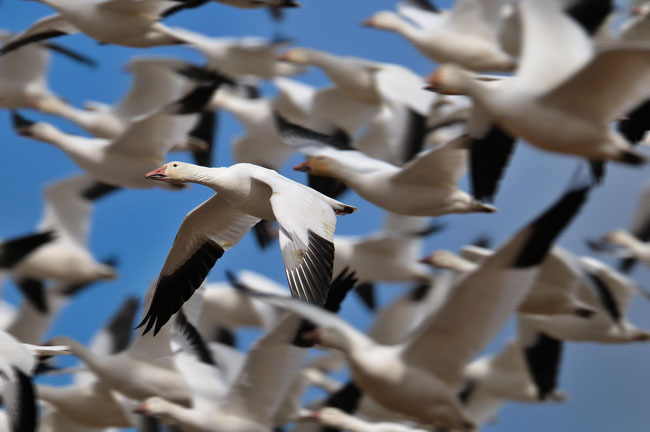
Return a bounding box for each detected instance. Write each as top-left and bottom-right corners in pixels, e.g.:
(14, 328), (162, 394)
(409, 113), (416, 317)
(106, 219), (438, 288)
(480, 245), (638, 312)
(424, 64), (476, 96)
(276, 48), (312, 65)
(301, 326), (353, 352)
(145, 161), (201, 183)
(11, 111), (58, 140)
(133, 397), (173, 420)
(292, 156), (336, 177)
(361, 11), (406, 32)
(419, 250), (477, 273)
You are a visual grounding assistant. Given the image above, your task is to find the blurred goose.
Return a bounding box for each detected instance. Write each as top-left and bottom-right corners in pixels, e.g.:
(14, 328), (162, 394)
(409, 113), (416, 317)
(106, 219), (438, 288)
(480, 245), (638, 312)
(277, 114), (495, 216)
(523, 255), (650, 343)
(0, 0), (190, 54)
(12, 78), (224, 189)
(333, 213), (437, 285)
(421, 245), (597, 318)
(45, 57), (194, 139)
(0, 331), (70, 432)
(151, 28), (304, 79)
(47, 287), (193, 407)
(135, 269), (358, 432)
(239, 179), (590, 430)
(299, 407), (430, 432)
(36, 297), (141, 429)
(589, 182), (650, 272)
(427, 0), (650, 201)
(11, 175), (117, 307)
(138, 160), (356, 335)
(0, 31), (94, 110)
(362, 0), (516, 72)
(277, 48), (434, 114)
(460, 319), (566, 427)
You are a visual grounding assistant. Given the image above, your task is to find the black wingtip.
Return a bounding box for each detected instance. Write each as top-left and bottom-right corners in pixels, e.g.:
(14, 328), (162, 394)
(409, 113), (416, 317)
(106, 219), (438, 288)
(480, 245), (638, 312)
(80, 182), (121, 201)
(565, 0), (613, 35)
(42, 42), (97, 68)
(188, 110), (217, 167)
(1, 30), (67, 56)
(0, 230), (55, 268)
(323, 267), (358, 313)
(354, 282), (376, 311)
(139, 241), (225, 336)
(324, 380), (362, 414)
(513, 169), (591, 268)
(469, 126), (516, 203)
(618, 99), (650, 145)
(402, 109), (428, 164)
(213, 326), (237, 347)
(471, 234), (492, 249)
(10, 367), (37, 432)
(274, 111), (354, 151)
(168, 74), (232, 115)
(106, 296), (140, 354)
(252, 219), (277, 250)
(307, 174), (349, 199)
(174, 310), (217, 366)
(523, 332), (563, 400)
(412, 221), (446, 237)
(11, 111), (36, 132)
(15, 278), (48, 314)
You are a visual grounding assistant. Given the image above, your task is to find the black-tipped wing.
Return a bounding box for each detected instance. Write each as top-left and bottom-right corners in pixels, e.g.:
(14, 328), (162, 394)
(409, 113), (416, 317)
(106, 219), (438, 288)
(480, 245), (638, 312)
(324, 380), (362, 414)
(274, 113), (355, 151)
(619, 98), (650, 145)
(354, 282), (376, 311)
(401, 109), (428, 164)
(174, 310), (217, 366)
(0, 231), (55, 268)
(565, 0), (613, 35)
(80, 182), (121, 201)
(307, 174), (349, 199)
(188, 110), (217, 167)
(469, 125), (516, 202)
(585, 271), (621, 324)
(139, 195), (260, 335)
(15, 278), (47, 314)
(403, 179), (589, 386)
(252, 219), (277, 250)
(523, 332), (563, 400)
(41, 42), (96, 67)
(89, 296), (139, 356)
(4, 367), (37, 432)
(0, 14), (77, 56)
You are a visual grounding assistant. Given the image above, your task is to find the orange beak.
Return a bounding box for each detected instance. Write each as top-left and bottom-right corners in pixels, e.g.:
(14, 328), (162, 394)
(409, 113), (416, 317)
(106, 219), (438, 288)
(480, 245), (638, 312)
(145, 166), (168, 180)
(418, 255), (434, 265)
(275, 52), (291, 62)
(423, 69), (443, 92)
(132, 403), (148, 415)
(361, 17), (374, 27)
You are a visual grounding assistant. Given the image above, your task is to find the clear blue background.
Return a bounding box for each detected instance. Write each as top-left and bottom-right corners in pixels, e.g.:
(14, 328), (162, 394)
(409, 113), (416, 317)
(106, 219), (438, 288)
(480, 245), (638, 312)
(1, 1), (649, 430)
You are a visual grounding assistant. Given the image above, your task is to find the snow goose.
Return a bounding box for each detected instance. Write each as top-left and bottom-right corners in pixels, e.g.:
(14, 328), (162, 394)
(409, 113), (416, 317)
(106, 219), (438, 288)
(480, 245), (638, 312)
(135, 270), (358, 432)
(421, 245), (597, 318)
(0, 331), (70, 432)
(522, 254), (650, 343)
(197, 271), (288, 337)
(427, 0), (650, 201)
(12, 77), (225, 189)
(238, 179), (590, 430)
(332, 213), (438, 287)
(362, 0), (516, 72)
(138, 160), (356, 335)
(277, 114), (495, 216)
(299, 407), (430, 432)
(277, 48), (434, 114)
(460, 319), (566, 427)
(0, 231), (55, 271)
(10, 175), (117, 307)
(151, 28), (304, 80)
(36, 297), (142, 429)
(162, 0), (300, 18)
(588, 182), (650, 272)
(0, 0), (191, 54)
(44, 57), (195, 139)
(0, 31), (94, 110)
(46, 293), (193, 409)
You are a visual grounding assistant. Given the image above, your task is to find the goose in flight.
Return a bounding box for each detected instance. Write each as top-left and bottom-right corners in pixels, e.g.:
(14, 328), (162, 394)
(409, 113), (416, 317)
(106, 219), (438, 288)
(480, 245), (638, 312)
(12, 77), (226, 190)
(138, 160), (356, 335)
(236, 176), (591, 430)
(427, 0), (650, 201)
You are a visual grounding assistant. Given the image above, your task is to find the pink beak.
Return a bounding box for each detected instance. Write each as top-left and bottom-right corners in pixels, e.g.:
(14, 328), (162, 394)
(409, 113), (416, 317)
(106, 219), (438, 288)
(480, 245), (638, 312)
(361, 18), (374, 27)
(418, 255), (433, 265)
(145, 166), (167, 180)
(293, 161), (312, 172)
(276, 52), (291, 61)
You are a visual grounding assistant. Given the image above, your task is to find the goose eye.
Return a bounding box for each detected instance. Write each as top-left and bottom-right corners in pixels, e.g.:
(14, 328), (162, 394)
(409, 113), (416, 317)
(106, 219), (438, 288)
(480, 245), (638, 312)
(173, 164), (178, 167)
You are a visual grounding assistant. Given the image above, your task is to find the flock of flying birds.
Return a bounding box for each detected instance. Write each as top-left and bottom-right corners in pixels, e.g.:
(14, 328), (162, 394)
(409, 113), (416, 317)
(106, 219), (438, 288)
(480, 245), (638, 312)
(2, 0), (650, 430)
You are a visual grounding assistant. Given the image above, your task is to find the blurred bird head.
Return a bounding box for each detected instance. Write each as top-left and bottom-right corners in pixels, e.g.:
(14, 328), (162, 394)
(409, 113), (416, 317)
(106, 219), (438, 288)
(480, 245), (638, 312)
(361, 11), (403, 31)
(293, 156), (333, 177)
(424, 64), (474, 95)
(276, 48), (311, 65)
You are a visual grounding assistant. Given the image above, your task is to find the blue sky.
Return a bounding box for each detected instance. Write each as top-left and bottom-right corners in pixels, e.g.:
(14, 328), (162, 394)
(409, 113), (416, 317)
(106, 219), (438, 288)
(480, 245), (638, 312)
(1, 0), (649, 430)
